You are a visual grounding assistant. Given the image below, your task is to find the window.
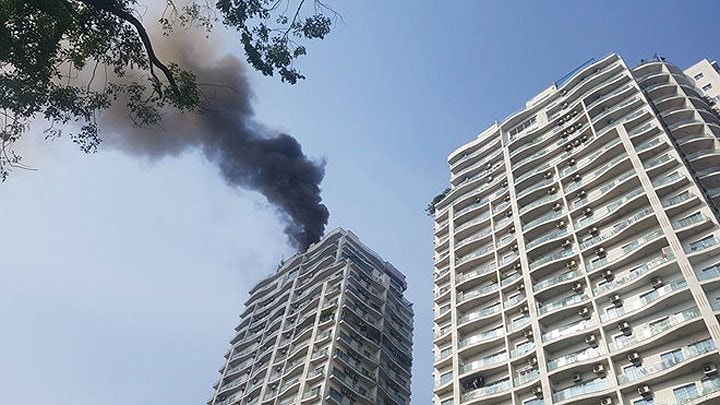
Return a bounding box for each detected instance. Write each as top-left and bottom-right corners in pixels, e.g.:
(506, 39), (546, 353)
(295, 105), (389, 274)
(703, 83), (714, 91)
(623, 364), (641, 380)
(633, 398), (654, 405)
(673, 383), (699, 403)
(694, 72), (705, 80)
(439, 371), (453, 385)
(676, 212), (703, 227)
(509, 116), (538, 137)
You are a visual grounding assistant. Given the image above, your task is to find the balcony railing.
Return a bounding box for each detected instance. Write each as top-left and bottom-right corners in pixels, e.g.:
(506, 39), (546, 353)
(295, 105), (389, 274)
(461, 379), (511, 403)
(457, 263), (497, 283)
(458, 305), (502, 324)
(530, 248), (576, 270)
(526, 229), (568, 250)
(552, 378), (610, 403)
(460, 352), (508, 374)
(594, 250), (674, 295)
(585, 229), (664, 271)
(538, 294), (587, 316)
(514, 369), (540, 386)
(542, 320), (596, 343)
(547, 347), (602, 371)
(617, 339), (716, 384)
(565, 153), (628, 193)
(601, 279), (687, 322)
(534, 270), (582, 292)
(609, 307), (700, 352)
(456, 245), (493, 266)
(676, 377), (720, 404)
(459, 328), (504, 348)
(580, 207), (654, 250)
(523, 210), (565, 231)
(457, 283), (498, 303)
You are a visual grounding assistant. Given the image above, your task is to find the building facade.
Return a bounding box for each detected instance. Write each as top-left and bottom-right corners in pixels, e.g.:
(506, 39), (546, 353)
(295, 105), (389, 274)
(209, 228), (413, 405)
(432, 53), (720, 405)
(685, 59), (720, 113)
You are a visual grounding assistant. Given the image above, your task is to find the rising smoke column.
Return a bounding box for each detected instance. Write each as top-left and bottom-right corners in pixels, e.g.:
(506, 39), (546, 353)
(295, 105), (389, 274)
(99, 35), (329, 251)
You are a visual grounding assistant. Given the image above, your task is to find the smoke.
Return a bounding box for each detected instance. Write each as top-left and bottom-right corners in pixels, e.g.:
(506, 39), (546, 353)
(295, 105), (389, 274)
(98, 29), (329, 251)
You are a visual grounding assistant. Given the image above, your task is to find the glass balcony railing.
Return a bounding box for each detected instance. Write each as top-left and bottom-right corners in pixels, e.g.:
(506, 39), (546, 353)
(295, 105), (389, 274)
(534, 270), (582, 292)
(461, 379), (511, 403)
(580, 207), (654, 250)
(538, 294), (587, 316)
(673, 213), (707, 229)
(530, 249), (576, 270)
(601, 279), (687, 322)
(565, 153), (628, 193)
(523, 210), (565, 231)
(511, 342), (535, 358)
(526, 229), (568, 250)
(542, 320), (596, 343)
(515, 163), (551, 185)
(547, 347), (602, 371)
(652, 171), (682, 188)
(618, 339), (715, 384)
(594, 250), (674, 295)
(676, 377), (720, 404)
(457, 263), (497, 283)
(458, 283), (498, 302)
(697, 264), (720, 281)
(586, 83), (634, 110)
(644, 153), (673, 170)
(662, 191), (692, 207)
(515, 369), (540, 386)
(636, 136), (664, 152)
(552, 378), (610, 403)
(609, 308), (700, 352)
(456, 229), (492, 249)
(459, 328), (504, 348)
(517, 178), (555, 201)
(458, 305), (502, 324)
(454, 202), (488, 219)
(686, 235), (720, 254)
(501, 272), (522, 287)
(460, 353), (508, 374)
(586, 229), (664, 271)
(519, 193), (559, 215)
(562, 139), (623, 177)
(456, 245), (493, 266)
(454, 214), (491, 234)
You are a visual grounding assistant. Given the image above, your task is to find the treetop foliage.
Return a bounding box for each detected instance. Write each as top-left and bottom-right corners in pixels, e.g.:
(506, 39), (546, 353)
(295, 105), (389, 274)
(0, 0), (338, 180)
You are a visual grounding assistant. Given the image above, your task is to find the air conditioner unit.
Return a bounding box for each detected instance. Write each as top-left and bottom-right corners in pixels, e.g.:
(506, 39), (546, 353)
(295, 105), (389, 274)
(595, 247), (607, 257)
(506, 210), (513, 218)
(553, 203), (563, 211)
(521, 305), (529, 314)
(558, 118), (565, 125)
(509, 226), (516, 233)
(514, 262), (522, 270)
(545, 171), (554, 179)
(610, 294), (622, 307)
(568, 158), (577, 166)
(548, 186), (558, 194)
(572, 282), (584, 293)
(561, 89), (568, 96)
(638, 385), (652, 398)
(561, 102), (569, 109)
(505, 194), (511, 202)
(565, 144), (573, 151)
(704, 363), (718, 376)
(572, 110), (579, 116)
(627, 351), (641, 364)
(573, 174), (582, 182)
(651, 277), (664, 289)
(577, 122), (584, 128)
(585, 334), (599, 347)
(562, 130), (570, 138)
(516, 283), (525, 291)
(568, 125), (576, 134)
(512, 244), (519, 251)
(600, 397), (614, 405)
(602, 269), (614, 281)
(562, 239), (573, 248)
(533, 385), (544, 398)
(502, 180), (508, 187)
(584, 207), (593, 216)
(487, 176), (493, 183)
(557, 221), (567, 229)
(572, 373), (583, 383)
(528, 357), (538, 367)
(593, 364), (606, 375)
(589, 226), (599, 235)
(566, 260), (577, 269)
(578, 307), (591, 319)
(577, 190), (587, 198)
(524, 329), (534, 339)
(618, 321), (632, 336)
(581, 135), (589, 142)
(565, 114), (572, 121)
(572, 139), (581, 147)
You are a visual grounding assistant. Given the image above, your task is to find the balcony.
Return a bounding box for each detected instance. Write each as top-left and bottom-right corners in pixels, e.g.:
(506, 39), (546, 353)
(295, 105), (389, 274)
(697, 264), (720, 281)
(585, 228), (664, 272)
(608, 307), (700, 352)
(526, 229), (568, 250)
(457, 283), (499, 303)
(459, 327), (504, 348)
(579, 207), (654, 250)
(523, 210), (565, 232)
(594, 250), (674, 295)
(514, 369), (540, 386)
(552, 377), (610, 403)
(538, 293), (588, 316)
(601, 279), (687, 322)
(460, 352), (508, 374)
(458, 304), (502, 325)
(460, 378), (511, 403)
(456, 245), (493, 267)
(617, 339), (716, 385)
(547, 347), (602, 371)
(534, 270), (583, 292)
(675, 377), (720, 404)
(542, 319), (596, 343)
(565, 153), (629, 193)
(457, 263), (497, 284)
(529, 248), (576, 271)
(519, 193), (560, 216)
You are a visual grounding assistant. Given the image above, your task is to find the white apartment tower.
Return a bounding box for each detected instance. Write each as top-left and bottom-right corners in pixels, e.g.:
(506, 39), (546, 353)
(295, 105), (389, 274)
(210, 228), (413, 405)
(432, 54), (720, 405)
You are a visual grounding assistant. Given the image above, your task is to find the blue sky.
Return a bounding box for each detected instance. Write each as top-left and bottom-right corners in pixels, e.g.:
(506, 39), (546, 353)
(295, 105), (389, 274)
(2, 1), (719, 404)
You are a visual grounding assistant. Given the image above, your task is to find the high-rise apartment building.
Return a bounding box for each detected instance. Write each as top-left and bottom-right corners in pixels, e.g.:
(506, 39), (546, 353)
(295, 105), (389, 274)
(209, 228), (413, 405)
(432, 53), (720, 405)
(685, 59), (720, 113)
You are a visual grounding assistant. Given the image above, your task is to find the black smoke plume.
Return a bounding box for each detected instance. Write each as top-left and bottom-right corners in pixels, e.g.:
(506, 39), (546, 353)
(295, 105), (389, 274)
(99, 34), (329, 251)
